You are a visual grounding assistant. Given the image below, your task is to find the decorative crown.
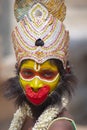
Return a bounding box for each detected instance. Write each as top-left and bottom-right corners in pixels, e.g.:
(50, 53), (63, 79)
(14, 0), (66, 22)
(12, 0), (69, 68)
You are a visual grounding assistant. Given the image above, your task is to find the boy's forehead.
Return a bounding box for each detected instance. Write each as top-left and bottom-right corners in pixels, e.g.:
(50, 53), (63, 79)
(21, 60), (58, 70)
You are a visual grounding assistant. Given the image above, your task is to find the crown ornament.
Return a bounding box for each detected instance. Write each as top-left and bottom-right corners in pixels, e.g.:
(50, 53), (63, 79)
(12, 0), (69, 68)
(14, 0), (66, 22)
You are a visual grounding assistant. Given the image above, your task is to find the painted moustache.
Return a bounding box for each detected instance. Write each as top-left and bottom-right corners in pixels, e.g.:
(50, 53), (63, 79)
(25, 85), (50, 105)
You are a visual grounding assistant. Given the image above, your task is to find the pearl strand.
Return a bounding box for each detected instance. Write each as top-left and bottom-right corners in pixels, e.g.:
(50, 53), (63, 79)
(9, 96), (68, 130)
(8, 104), (32, 130)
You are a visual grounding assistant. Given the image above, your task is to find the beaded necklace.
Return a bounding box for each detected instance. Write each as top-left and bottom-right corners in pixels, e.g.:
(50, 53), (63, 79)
(8, 97), (68, 130)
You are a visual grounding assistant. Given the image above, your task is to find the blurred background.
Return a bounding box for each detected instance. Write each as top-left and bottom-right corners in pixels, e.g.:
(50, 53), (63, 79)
(0, 0), (87, 130)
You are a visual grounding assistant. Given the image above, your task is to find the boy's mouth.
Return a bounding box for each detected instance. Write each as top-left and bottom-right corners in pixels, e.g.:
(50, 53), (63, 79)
(25, 85), (50, 105)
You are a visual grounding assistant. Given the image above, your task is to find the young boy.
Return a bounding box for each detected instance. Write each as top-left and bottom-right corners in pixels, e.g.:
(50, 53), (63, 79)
(4, 0), (76, 130)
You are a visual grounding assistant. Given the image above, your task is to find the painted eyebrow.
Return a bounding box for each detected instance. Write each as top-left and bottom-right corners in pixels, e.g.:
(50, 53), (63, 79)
(40, 67), (58, 71)
(20, 67), (34, 70)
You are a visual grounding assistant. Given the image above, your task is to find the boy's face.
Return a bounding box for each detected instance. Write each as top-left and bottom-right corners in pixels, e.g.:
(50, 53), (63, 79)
(19, 60), (60, 105)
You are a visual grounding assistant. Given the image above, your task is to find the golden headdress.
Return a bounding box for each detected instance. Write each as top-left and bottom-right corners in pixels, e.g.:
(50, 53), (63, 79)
(14, 0), (66, 22)
(12, 0), (69, 68)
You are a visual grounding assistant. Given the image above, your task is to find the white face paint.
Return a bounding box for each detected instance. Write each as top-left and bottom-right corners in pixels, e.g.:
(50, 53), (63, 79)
(20, 73), (59, 82)
(34, 62), (40, 71)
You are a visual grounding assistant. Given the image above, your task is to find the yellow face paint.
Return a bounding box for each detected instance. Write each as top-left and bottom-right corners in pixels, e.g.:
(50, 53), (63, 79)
(19, 60), (60, 92)
(19, 60), (60, 105)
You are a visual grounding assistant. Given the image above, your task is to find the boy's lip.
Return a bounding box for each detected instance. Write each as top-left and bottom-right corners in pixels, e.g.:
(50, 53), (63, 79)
(25, 85), (50, 105)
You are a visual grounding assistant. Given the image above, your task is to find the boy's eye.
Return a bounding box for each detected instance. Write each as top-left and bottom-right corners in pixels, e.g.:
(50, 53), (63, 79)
(40, 70), (58, 80)
(20, 69), (34, 79)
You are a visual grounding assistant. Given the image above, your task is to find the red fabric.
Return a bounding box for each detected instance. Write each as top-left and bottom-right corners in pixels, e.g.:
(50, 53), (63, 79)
(25, 85), (50, 105)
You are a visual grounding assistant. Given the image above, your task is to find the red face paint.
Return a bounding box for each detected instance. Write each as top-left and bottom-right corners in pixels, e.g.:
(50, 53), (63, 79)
(25, 85), (50, 105)
(20, 68), (58, 80)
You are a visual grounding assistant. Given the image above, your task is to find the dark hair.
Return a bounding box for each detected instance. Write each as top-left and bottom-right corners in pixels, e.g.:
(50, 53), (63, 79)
(2, 59), (76, 118)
